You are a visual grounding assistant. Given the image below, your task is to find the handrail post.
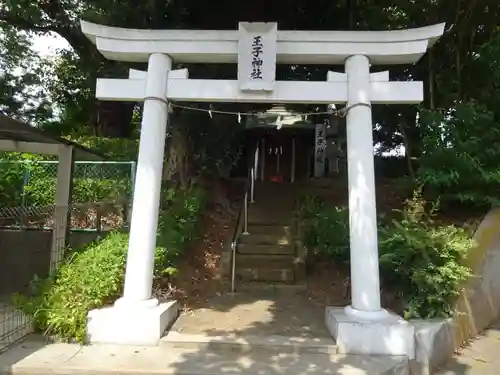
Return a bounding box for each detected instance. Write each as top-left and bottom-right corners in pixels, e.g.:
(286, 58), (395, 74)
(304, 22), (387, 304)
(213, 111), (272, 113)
(250, 168), (255, 203)
(291, 137), (296, 183)
(260, 138), (265, 181)
(243, 191), (249, 235)
(230, 242), (236, 293)
(254, 144), (259, 181)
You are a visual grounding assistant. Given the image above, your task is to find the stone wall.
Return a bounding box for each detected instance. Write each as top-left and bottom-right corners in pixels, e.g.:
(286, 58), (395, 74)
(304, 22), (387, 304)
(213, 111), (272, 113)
(0, 229), (107, 295)
(453, 208), (500, 347)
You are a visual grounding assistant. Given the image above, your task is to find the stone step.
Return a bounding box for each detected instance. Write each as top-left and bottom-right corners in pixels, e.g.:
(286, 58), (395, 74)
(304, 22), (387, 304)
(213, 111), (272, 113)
(237, 267), (295, 282)
(248, 214), (292, 226)
(161, 331), (337, 355)
(239, 232), (291, 246)
(238, 243), (295, 255)
(246, 224), (293, 236)
(2, 338), (410, 375)
(235, 281), (307, 294)
(235, 254), (296, 269)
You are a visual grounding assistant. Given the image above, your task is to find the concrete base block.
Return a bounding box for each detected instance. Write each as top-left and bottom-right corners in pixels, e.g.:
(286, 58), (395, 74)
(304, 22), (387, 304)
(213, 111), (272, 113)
(86, 299), (179, 346)
(326, 306), (415, 358)
(409, 319), (454, 375)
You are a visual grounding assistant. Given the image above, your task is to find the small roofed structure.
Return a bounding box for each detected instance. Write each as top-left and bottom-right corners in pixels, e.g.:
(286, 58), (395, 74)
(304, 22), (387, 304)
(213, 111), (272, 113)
(0, 115), (104, 160)
(0, 115), (105, 272)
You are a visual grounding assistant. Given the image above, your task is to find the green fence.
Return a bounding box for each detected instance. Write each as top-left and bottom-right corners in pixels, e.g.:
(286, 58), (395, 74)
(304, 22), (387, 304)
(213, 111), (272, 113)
(0, 160), (136, 231)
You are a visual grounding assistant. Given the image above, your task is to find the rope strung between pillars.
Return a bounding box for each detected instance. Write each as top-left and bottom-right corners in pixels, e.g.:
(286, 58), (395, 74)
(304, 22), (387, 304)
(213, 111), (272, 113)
(140, 96), (372, 123)
(165, 102), (372, 121)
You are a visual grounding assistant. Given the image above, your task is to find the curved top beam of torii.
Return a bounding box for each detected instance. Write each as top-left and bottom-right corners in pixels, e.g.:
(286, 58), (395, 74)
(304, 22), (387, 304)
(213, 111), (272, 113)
(80, 20), (445, 65)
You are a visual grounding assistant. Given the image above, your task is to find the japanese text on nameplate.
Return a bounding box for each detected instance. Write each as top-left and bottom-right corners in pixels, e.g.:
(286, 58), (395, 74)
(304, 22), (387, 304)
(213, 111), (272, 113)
(250, 36), (264, 80)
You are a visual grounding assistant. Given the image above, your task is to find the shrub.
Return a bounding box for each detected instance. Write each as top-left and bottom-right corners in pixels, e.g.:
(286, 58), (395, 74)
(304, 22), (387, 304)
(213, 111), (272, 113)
(155, 186), (207, 274)
(299, 194), (350, 262)
(13, 232), (129, 342)
(13, 185), (206, 343)
(298, 190), (473, 319)
(379, 191), (473, 319)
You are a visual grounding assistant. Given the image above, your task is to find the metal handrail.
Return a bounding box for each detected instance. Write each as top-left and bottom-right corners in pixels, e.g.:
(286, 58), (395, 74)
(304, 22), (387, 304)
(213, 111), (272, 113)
(230, 142), (259, 293)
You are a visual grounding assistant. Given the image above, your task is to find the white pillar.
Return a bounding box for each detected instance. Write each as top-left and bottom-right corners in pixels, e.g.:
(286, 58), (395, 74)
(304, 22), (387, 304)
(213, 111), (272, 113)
(50, 145), (74, 274)
(120, 53), (172, 304)
(344, 55), (388, 320)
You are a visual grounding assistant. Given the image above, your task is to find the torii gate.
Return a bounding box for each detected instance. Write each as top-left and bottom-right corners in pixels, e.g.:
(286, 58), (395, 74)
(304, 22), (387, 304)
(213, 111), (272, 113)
(81, 20), (445, 356)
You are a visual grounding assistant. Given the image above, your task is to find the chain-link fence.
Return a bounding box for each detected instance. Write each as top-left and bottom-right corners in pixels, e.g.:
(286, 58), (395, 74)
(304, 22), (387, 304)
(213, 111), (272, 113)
(0, 160), (136, 353)
(0, 161), (137, 230)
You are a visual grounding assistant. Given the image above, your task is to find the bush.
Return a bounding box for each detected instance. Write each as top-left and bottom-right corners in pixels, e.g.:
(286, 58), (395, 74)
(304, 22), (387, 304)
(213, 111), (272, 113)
(13, 185), (206, 343)
(299, 194), (350, 262)
(378, 191), (473, 319)
(298, 190), (473, 319)
(13, 232), (129, 342)
(155, 186), (207, 274)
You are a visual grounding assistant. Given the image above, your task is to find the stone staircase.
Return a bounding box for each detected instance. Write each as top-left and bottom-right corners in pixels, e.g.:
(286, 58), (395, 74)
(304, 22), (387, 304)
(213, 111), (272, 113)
(234, 181), (305, 287)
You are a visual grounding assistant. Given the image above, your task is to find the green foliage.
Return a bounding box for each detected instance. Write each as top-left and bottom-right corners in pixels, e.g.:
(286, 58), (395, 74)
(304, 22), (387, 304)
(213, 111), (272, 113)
(66, 134), (139, 161)
(13, 185), (206, 342)
(378, 190), (473, 319)
(155, 186), (207, 275)
(419, 102), (500, 208)
(13, 232), (129, 342)
(180, 110), (244, 177)
(299, 194), (350, 262)
(0, 27), (54, 124)
(2, 0), (500, 164)
(299, 191), (473, 319)
(0, 135), (138, 207)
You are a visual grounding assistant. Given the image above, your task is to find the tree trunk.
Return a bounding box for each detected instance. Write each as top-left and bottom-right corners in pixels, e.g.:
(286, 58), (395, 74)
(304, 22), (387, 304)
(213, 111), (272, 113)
(162, 115), (193, 188)
(90, 101), (135, 138)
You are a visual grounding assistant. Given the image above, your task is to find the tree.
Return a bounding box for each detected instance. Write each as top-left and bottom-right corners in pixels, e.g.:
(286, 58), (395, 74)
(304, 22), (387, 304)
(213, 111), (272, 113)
(0, 28), (53, 123)
(2, 0), (500, 188)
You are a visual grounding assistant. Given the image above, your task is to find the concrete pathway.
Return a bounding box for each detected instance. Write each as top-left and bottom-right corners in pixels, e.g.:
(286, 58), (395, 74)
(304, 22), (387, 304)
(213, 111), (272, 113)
(437, 322), (500, 375)
(0, 336), (408, 375)
(170, 288), (329, 339)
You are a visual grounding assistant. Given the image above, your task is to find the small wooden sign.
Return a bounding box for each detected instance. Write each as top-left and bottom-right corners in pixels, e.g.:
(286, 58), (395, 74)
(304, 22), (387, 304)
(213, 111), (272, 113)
(314, 123), (327, 177)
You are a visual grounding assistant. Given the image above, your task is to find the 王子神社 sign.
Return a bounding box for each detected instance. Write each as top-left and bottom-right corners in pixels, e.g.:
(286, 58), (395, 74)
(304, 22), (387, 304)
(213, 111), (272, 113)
(80, 20), (445, 357)
(238, 22), (277, 92)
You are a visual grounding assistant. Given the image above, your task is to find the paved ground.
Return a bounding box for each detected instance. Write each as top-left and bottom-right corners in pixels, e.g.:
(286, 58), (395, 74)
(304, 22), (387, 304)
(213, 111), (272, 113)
(170, 288), (330, 339)
(0, 289), (411, 374)
(437, 322), (500, 375)
(0, 337), (408, 375)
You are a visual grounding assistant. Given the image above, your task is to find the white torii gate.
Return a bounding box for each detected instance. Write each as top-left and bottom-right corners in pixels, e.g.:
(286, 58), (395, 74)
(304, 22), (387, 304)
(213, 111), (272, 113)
(81, 20), (445, 356)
